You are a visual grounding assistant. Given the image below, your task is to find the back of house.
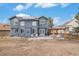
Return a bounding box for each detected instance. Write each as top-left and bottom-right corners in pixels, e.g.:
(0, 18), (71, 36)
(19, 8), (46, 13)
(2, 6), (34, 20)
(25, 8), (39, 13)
(9, 14), (53, 37)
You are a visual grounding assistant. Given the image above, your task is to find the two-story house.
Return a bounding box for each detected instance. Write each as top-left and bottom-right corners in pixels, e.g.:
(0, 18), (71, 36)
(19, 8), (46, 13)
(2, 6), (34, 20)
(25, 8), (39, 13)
(9, 14), (53, 37)
(62, 18), (78, 33)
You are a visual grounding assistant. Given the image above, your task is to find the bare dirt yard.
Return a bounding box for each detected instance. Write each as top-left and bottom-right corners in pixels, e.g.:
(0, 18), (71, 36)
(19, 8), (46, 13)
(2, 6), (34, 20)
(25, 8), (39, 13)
(0, 37), (79, 56)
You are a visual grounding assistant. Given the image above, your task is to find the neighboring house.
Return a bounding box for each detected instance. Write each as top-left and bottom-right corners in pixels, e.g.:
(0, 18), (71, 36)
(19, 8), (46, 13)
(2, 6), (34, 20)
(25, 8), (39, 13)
(62, 18), (78, 33)
(48, 18), (79, 36)
(9, 14), (53, 37)
(0, 24), (10, 36)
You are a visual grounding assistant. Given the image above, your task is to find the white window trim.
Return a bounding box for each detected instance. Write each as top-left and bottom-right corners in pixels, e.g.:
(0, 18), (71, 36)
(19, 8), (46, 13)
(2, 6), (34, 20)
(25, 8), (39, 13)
(20, 21), (25, 26)
(39, 29), (45, 35)
(39, 19), (45, 25)
(32, 21), (37, 26)
(13, 18), (18, 25)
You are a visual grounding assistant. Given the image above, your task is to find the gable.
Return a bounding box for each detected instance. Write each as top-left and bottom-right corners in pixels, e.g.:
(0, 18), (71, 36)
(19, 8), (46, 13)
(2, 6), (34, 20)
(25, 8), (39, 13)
(63, 19), (78, 27)
(67, 19), (78, 27)
(9, 16), (16, 20)
(38, 16), (48, 20)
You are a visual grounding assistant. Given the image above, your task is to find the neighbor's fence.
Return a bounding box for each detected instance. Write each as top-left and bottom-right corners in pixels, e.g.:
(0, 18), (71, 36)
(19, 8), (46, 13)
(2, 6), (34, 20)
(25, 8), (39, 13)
(0, 36), (29, 40)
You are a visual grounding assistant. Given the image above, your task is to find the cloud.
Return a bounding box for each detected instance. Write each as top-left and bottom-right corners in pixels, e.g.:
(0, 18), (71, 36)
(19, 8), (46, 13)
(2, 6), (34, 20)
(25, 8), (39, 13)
(13, 3), (33, 11)
(60, 3), (70, 8)
(13, 3), (70, 11)
(34, 3), (70, 8)
(16, 13), (30, 17)
(53, 17), (61, 25)
(14, 4), (24, 11)
(25, 3), (33, 9)
(35, 3), (58, 8)
(53, 17), (60, 23)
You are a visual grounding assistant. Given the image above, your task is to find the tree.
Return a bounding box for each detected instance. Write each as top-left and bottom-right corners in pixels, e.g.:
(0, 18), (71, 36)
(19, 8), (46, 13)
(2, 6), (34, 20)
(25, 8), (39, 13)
(48, 17), (54, 28)
(74, 13), (79, 35)
(75, 13), (79, 20)
(75, 13), (79, 26)
(74, 27), (79, 34)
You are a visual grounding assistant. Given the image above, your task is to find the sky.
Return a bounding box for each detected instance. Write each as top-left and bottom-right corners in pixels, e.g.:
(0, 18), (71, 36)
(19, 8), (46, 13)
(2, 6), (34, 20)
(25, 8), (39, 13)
(0, 3), (79, 25)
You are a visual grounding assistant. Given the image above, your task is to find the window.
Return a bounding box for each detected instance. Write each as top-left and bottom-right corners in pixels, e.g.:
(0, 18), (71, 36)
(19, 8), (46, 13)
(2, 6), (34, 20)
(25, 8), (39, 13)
(32, 28), (37, 34)
(32, 21), (37, 26)
(32, 29), (35, 33)
(21, 29), (24, 33)
(20, 21), (25, 26)
(13, 18), (18, 25)
(15, 29), (18, 33)
(39, 19), (45, 25)
(11, 29), (18, 35)
(39, 29), (45, 35)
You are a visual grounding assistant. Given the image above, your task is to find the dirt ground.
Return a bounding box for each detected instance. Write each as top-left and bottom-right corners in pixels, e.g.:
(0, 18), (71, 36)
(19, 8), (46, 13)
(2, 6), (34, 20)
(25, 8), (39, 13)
(0, 38), (79, 56)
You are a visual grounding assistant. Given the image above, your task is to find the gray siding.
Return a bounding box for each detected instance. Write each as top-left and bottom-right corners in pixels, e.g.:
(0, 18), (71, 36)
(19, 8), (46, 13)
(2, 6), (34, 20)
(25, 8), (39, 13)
(10, 16), (51, 37)
(38, 17), (48, 28)
(10, 18), (19, 28)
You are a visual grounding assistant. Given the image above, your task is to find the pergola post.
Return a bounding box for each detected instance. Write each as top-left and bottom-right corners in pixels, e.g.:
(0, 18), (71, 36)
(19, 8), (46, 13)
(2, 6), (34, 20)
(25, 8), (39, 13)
(64, 28), (67, 40)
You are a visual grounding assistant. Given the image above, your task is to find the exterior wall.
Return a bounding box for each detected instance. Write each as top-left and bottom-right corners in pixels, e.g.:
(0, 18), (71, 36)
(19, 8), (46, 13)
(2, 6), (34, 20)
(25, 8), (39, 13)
(65, 19), (78, 32)
(10, 28), (18, 36)
(10, 16), (50, 37)
(19, 20), (39, 37)
(38, 17), (48, 28)
(38, 17), (48, 36)
(10, 18), (19, 28)
(10, 17), (19, 36)
(19, 20), (32, 37)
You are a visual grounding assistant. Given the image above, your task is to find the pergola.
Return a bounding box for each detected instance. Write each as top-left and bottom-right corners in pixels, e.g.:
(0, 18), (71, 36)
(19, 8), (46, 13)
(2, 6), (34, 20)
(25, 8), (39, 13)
(48, 27), (67, 39)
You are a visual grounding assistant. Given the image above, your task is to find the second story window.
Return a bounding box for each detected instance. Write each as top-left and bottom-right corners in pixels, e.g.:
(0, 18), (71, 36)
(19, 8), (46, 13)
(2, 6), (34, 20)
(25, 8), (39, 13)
(39, 19), (45, 25)
(13, 18), (18, 25)
(32, 21), (37, 26)
(20, 21), (25, 26)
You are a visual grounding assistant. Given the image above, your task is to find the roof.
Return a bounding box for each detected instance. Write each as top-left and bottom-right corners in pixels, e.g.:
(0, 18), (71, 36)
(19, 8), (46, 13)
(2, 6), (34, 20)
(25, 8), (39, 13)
(63, 20), (72, 26)
(9, 14), (49, 21)
(9, 15), (38, 21)
(62, 19), (76, 26)
(49, 26), (66, 30)
(9, 16), (16, 20)
(0, 24), (10, 31)
(38, 16), (48, 20)
(22, 16), (36, 20)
